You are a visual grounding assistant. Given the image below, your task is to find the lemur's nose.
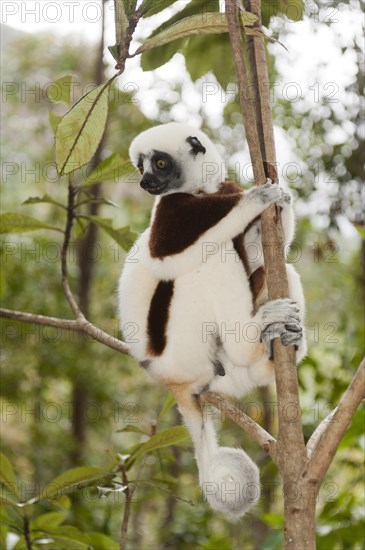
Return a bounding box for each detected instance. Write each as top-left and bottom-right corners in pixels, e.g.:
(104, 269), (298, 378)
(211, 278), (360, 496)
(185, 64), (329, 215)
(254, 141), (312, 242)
(140, 174), (168, 195)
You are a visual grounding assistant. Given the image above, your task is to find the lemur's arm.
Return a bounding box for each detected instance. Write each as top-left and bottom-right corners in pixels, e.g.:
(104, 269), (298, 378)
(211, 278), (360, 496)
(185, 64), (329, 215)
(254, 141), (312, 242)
(138, 183), (288, 280)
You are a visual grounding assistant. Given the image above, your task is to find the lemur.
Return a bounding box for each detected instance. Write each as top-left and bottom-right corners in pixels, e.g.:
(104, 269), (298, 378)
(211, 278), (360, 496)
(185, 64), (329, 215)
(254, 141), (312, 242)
(118, 122), (306, 518)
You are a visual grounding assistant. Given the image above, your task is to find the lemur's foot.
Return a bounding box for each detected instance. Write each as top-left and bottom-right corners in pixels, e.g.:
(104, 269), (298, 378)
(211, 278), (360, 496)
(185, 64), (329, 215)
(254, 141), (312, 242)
(260, 299), (304, 356)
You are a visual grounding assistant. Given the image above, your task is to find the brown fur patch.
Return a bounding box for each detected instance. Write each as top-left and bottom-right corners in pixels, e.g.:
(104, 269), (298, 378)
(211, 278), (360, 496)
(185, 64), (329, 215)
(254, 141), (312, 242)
(263, 161), (278, 182)
(217, 180), (243, 194)
(167, 383), (202, 416)
(249, 266), (267, 305)
(233, 233), (250, 277)
(147, 280), (174, 356)
(149, 189), (240, 258)
(233, 233), (268, 311)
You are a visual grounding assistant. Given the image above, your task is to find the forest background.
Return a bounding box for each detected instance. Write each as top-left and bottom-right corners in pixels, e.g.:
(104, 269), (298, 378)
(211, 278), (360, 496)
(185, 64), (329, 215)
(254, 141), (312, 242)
(1, 0), (364, 548)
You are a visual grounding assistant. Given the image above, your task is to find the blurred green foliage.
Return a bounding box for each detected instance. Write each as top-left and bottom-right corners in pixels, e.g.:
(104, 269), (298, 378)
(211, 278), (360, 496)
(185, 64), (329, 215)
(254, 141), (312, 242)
(1, 0), (364, 548)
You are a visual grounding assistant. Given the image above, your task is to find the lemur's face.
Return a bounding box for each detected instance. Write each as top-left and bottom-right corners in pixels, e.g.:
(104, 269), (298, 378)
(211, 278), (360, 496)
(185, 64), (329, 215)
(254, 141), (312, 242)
(137, 136), (206, 195)
(129, 123), (226, 196)
(137, 150), (183, 195)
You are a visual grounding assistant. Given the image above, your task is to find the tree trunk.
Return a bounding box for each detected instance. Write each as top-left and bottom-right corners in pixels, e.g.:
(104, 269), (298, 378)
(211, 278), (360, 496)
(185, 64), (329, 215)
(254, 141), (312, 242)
(225, 1), (313, 547)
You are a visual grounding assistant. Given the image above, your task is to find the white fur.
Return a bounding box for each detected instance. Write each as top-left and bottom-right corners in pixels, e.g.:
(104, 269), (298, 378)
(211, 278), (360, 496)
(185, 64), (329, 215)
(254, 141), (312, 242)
(119, 123), (307, 518)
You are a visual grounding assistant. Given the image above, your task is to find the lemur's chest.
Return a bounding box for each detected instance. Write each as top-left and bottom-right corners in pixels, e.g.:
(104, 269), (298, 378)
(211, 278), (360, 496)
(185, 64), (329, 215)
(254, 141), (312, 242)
(149, 191), (241, 258)
(141, 186), (267, 359)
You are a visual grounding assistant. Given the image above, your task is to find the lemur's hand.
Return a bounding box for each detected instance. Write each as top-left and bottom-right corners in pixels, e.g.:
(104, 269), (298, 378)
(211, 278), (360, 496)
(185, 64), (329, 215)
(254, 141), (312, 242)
(276, 191), (291, 208)
(247, 182), (286, 208)
(275, 190), (292, 215)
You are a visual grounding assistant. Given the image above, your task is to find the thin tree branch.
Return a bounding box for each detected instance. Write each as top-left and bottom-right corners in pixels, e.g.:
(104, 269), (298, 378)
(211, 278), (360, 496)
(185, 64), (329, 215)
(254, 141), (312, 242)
(245, 0), (277, 172)
(23, 517), (32, 550)
(61, 181), (85, 320)
(243, 0), (291, 301)
(226, 3), (312, 546)
(307, 358), (365, 482)
(225, 0), (266, 184)
(119, 465), (136, 550)
(116, 10), (143, 72)
(0, 307), (130, 355)
(0, 308), (80, 331)
(225, 0), (306, 470)
(306, 407), (338, 458)
(200, 391), (279, 463)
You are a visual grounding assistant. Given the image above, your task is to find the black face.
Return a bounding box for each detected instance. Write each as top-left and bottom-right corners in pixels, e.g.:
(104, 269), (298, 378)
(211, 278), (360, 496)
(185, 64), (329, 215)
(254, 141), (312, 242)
(139, 150), (183, 195)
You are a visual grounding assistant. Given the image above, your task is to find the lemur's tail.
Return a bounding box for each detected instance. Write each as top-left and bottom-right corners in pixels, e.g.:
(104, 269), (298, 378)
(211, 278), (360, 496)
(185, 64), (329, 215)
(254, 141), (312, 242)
(170, 387), (260, 519)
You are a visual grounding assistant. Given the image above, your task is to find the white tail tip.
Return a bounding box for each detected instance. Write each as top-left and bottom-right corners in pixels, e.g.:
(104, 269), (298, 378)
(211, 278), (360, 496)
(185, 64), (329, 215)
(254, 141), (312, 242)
(200, 447), (260, 519)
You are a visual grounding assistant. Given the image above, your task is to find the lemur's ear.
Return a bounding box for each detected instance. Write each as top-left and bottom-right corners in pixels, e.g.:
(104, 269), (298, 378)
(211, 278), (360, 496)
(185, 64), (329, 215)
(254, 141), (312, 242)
(186, 136), (206, 156)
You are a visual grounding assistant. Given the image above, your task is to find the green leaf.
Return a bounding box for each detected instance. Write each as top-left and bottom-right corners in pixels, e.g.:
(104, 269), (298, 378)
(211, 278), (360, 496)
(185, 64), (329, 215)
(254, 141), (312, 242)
(49, 111), (62, 133)
(52, 495), (71, 510)
(83, 215), (137, 250)
(241, 12), (259, 26)
(0, 213), (62, 234)
(141, 38), (185, 71)
(88, 532), (119, 549)
(47, 75), (73, 104)
(126, 426), (190, 467)
(262, 512), (284, 527)
(23, 194), (65, 209)
(0, 524), (7, 550)
(136, 13), (246, 55)
(38, 467), (113, 501)
(261, 0), (304, 25)
(55, 79), (112, 176)
(282, 0), (304, 21)
(30, 512), (66, 530)
(32, 532), (89, 549)
(32, 526), (90, 548)
(73, 217), (89, 240)
(185, 34), (233, 88)
(149, 0), (219, 34)
(46, 525), (90, 544)
(13, 536), (27, 550)
(0, 494), (22, 512)
(140, 0), (220, 70)
(0, 454), (20, 498)
(116, 424), (149, 434)
(157, 392), (176, 423)
(140, 0), (177, 17)
(108, 44), (119, 62)
(80, 153), (129, 187)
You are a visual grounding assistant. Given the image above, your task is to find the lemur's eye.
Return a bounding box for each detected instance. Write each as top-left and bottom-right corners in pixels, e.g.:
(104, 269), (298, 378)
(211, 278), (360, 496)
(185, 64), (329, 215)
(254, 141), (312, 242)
(156, 159), (167, 169)
(138, 164), (144, 175)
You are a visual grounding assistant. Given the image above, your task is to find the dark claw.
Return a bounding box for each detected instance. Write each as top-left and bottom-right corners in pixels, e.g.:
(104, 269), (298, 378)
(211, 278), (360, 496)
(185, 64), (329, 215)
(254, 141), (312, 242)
(281, 330), (303, 346)
(284, 323), (302, 332)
